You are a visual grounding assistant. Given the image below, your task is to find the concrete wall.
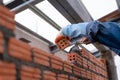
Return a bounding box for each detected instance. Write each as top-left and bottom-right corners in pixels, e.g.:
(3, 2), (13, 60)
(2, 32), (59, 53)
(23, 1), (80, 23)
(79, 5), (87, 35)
(14, 26), (68, 60)
(14, 27), (50, 53)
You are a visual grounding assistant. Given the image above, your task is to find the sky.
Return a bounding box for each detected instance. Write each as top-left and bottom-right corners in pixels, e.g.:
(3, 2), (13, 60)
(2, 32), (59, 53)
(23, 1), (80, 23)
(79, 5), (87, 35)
(81, 0), (118, 20)
(15, 0), (71, 43)
(14, 0), (120, 79)
(3, 0), (14, 5)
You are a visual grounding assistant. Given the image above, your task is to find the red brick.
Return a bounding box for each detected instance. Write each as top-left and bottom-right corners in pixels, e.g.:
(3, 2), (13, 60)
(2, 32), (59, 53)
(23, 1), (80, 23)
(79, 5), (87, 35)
(32, 47), (51, 67)
(0, 68), (16, 75)
(91, 72), (97, 80)
(0, 5), (15, 18)
(88, 53), (94, 62)
(8, 38), (32, 62)
(0, 16), (15, 31)
(34, 53), (49, 61)
(89, 63), (94, 71)
(0, 5), (15, 31)
(0, 32), (4, 54)
(63, 61), (73, 73)
(86, 70), (91, 80)
(50, 55), (63, 70)
(0, 61), (16, 68)
(0, 12), (15, 26)
(9, 44), (31, 55)
(21, 65), (41, 74)
(95, 66), (99, 73)
(9, 38), (31, 50)
(101, 64), (106, 70)
(34, 58), (49, 67)
(104, 71), (108, 78)
(99, 58), (106, 65)
(55, 36), (71, 50)
(81, 68), (86, 78)
(0, 75), (16, 80)
(67, 53), (77, 62)
(51, 62), (62, 70)
(33, 47), (52, 57)
(43, 76), (56, 80)
(21, 76), (40, 80)
(83, 58), (88, 68)
(0, 61), (16, 80)
(0, 12), (14, 23)
(21, 65), (41, 80)
(67, 53), (82, 66)
(43, 71), (56, 80)
(69, 76), (78, 80)
(77, 56), (83, 65)
(92, 56), (98, 65)
(73, 65), (81, 76)
(58, 74), (68, 80)
(81, 49), (89, 59)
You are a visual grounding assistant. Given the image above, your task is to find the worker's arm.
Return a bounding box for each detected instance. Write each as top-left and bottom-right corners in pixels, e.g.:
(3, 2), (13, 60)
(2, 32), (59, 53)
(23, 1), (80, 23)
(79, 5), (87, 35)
(56, 21), (95, 45)
(55, 21), (120, 55)
(57, 21), (120, 49)
(86, 21), (120, 50)
(61, 22), (89, 39)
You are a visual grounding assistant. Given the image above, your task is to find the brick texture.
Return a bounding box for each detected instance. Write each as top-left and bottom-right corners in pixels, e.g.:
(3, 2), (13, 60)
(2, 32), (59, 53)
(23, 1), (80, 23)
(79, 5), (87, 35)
(0, 32), (4, 54)
(0, 5), (108, 80)
(81, 49), (89, 59)
(58, 74), (68, 80)
(50, 54), (63, 70)
(0, 61), (16, 80)
(43, 71), (56, 80)
(67, 52), (83, 66)
(0, 5), (15, 31)
(21, 65), (41, 80)
(32, 47), (51, 67)
(55, 36), (71, 50)
(81, 68), (86, 78)
(8, 38), (32, 62)
(73, 65), (81, 76)
(63, 61), (73, 73)
(69, 76), (78, 80)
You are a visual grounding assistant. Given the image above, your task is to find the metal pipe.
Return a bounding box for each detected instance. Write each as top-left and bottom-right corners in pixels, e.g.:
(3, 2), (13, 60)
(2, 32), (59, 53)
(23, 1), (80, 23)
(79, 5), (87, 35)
(28, 4), (61, 31)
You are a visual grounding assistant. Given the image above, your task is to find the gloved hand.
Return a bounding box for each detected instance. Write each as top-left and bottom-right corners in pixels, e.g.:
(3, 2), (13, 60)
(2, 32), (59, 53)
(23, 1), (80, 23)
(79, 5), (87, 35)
(80, 36), (91, 44)
(55, 22), (90, 49)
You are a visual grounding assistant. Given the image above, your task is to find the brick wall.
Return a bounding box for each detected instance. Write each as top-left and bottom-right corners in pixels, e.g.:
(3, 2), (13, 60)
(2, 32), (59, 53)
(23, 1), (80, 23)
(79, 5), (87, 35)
(14, 27), (51, 53)
(0, 5), (108, 80)
(67, 49), (108, 80)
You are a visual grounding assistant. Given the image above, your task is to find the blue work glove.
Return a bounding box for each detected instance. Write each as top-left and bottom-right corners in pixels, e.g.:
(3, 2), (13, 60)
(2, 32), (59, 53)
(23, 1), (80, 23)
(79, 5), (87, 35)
(61, 22), (89, 39)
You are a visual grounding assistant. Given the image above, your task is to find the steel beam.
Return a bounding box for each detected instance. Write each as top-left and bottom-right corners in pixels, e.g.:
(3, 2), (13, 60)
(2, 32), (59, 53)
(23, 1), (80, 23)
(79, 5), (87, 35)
(116, 0), (120, 10)
(28, 4), (61, 30)
(48, 0), (93, 23)
(48, 0), (78, 23)
(5, 0), (43, 13)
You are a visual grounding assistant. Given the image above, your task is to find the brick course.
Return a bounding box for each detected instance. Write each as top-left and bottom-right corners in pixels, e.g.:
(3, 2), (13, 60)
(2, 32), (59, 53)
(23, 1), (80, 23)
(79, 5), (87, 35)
(0, 5), (108, 80)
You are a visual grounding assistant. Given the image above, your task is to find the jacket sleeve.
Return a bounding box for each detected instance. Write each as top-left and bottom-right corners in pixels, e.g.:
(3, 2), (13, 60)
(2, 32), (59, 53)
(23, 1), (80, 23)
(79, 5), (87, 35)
(110, 47), (120, 56)
(61, 22), (89, 38)
(86, 21), (120, 50)
(86, 21), (100, 42)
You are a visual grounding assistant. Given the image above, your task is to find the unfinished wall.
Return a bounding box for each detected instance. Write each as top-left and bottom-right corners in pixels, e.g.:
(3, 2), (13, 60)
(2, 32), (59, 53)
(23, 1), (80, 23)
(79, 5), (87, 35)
(0, 5), (109, 80)
(14, 27), (50, 53)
